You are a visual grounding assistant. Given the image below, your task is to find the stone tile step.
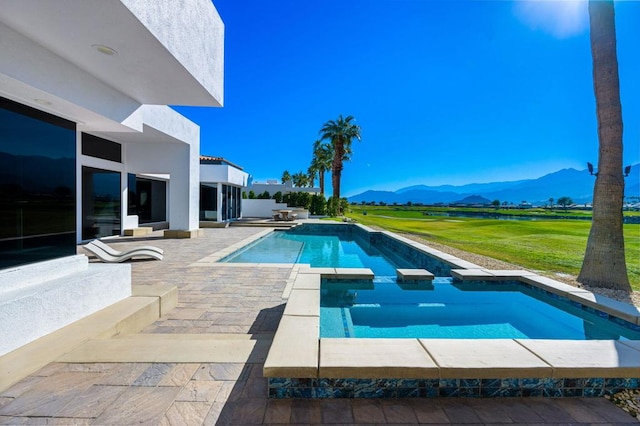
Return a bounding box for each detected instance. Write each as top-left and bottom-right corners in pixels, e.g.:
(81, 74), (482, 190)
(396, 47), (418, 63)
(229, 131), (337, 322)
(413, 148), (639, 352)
(396, 268), (434, 281)
(332, 268), (375, 280)
(0, 295), (161, 393)
(132, 284), (178, 316)
(199, 221), (230, 228)
(123, 227), (153, 236)
(57, 334), (272, 364)
(163, 229), (204, 239)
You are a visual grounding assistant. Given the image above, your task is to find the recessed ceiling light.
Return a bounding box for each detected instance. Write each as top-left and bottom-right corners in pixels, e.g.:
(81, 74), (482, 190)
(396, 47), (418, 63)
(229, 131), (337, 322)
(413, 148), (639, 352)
(92, 44), (118, 56)
(34, 98), (52, 106)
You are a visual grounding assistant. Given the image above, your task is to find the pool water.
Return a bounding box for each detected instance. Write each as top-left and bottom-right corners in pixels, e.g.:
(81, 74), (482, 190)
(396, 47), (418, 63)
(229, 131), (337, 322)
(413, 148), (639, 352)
(221, 231), (412, 274)
(220, 228), (640, 340)
(321, 279), (640, 340)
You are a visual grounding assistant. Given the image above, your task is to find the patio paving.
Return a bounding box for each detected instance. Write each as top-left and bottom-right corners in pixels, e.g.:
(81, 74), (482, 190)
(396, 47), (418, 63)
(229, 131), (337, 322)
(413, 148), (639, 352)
(0, 226), (637, 425)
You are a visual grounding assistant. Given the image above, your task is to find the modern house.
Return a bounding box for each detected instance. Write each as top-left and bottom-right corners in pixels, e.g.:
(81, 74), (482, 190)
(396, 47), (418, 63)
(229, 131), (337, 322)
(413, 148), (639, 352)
(200, 155), (250, 223)
(0, 0), (224, 356)
(249, 180), (320, 198)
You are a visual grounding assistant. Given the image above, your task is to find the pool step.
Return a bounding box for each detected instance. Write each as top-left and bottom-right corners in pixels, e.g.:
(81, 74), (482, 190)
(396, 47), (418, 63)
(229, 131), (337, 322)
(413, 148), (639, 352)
(397, 268), (435, 282)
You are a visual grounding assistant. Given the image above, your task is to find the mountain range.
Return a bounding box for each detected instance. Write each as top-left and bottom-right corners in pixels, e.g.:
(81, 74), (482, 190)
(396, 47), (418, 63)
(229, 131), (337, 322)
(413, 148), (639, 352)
(348, 164), (640, 206)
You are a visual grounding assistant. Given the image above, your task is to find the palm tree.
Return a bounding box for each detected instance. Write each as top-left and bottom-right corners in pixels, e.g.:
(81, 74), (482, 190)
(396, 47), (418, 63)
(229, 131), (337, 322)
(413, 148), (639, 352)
(319, 115), (361, 201)
(577, 0), (630, 291)
(307, 165), (317, 188)
(281, 170), (291, 184)
(310, 140), (333, 196)
(292, 171), (308, 188)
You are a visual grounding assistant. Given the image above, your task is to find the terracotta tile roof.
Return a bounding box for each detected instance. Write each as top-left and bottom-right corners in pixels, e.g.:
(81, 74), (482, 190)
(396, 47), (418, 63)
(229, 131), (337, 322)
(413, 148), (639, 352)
(199, 155), (243, 170)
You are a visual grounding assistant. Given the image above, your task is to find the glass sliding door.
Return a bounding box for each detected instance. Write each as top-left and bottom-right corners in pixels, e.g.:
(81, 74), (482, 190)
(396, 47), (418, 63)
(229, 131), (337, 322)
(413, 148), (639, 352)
(200, 183), (241, 222)
(233, 186), (241, 219)
(82, 167), (121, 240)
(129, 176), (167, 224)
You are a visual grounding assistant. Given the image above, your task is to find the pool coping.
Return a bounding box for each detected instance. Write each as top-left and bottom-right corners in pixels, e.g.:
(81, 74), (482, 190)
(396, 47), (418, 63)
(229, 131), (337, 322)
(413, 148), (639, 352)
(204, 223), (640, 397)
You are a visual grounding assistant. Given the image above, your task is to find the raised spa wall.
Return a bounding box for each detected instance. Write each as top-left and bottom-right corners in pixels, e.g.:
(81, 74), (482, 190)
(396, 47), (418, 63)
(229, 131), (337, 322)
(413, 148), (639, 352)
(263, 223), (640, 398)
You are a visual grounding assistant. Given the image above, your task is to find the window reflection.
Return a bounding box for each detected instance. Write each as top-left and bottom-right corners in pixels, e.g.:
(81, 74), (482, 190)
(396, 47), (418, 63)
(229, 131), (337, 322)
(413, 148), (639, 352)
(82, 167), (121, 240)
(128, 174), (167, 224)
(0, 97), (76, 269)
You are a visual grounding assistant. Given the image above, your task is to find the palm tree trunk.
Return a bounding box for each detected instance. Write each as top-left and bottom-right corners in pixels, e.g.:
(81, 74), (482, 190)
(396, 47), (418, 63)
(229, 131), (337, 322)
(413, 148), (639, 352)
(319, 169), (325, 196)
(332, 161), (341, 200)
(577, 0), (630, 291)
(332, 140), (344, 200)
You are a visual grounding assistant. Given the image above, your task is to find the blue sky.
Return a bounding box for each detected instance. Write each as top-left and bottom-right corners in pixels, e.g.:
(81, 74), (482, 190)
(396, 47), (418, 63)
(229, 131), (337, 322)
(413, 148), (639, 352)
(174, 0), (640, 197)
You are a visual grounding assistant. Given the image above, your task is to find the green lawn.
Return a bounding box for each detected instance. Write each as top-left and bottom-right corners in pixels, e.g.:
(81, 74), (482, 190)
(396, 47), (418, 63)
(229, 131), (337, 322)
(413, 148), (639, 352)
(346, 205), (640, 290)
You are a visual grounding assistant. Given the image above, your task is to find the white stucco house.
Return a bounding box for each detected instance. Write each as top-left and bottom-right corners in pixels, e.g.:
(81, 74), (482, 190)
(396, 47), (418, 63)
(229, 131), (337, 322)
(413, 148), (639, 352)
(200, 155), (250, 223)
(0, 1), (224, 357)
(250, 180), (320, 197)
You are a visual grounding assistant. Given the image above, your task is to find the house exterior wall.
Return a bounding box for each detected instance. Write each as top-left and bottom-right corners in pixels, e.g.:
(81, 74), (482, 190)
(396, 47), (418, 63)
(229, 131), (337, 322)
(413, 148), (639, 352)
(200, 163), (249, 222)
(201, 164), (249, 187)
(250, 181), (320, 196)
(0, 1), (224, 354)
(120, 0), (224, 106)
(242, 199), (290, 218)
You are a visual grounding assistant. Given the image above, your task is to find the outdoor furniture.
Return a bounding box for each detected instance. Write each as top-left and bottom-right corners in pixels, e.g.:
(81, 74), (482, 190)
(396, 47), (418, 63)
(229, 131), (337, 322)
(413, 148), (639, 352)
(83, 239), (163, 263)
(91, 239), (163, 256)
(278, 209), (293, 220)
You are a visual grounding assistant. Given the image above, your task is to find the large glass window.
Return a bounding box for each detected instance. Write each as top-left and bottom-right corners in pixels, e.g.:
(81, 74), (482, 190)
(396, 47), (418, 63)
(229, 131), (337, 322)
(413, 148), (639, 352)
(82, 167), (121, 240)
(222, 185), (230, 221)
(200, 184), (218, 221)
(128, 174), (167, 224)
(200, 183), (241, 222)
(0, 97), (76, 269)
(234, 186), (241, 218)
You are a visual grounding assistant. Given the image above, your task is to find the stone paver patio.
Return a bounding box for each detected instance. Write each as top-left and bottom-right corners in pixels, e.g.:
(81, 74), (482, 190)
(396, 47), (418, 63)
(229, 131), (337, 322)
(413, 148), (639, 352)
(0, 226), (637, 425)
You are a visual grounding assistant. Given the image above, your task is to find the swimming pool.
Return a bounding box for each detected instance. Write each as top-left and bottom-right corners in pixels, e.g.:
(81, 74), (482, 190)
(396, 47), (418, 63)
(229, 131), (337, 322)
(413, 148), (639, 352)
(220, 229), (413, 274)
(321, 279), (640, 340)
(220, 224), (640, 341)
(242, 224), (640, 398)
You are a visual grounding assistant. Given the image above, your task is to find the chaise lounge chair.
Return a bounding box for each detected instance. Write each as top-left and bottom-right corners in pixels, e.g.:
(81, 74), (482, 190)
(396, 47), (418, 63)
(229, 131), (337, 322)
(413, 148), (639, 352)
(83, 239), (163, 263)
(91, 239), (163, 256)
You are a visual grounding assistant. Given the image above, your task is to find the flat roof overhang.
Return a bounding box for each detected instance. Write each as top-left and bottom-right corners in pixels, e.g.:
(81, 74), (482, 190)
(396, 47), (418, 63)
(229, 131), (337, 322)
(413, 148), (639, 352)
(0, 0), (224, 108)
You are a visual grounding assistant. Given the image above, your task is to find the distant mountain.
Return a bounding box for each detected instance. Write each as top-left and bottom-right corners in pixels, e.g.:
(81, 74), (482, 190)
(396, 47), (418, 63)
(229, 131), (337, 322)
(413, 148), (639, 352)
(396, 180), (528, 195)
(348, 164), (640, 205)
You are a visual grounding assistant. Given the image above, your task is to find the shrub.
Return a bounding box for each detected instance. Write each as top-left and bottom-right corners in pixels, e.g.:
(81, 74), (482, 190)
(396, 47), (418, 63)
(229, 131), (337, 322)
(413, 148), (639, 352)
(327, 196), (340, 217)
(284, 191), (311, 209)
(310, 194), (326, 215)
(327, 196), (348, 216)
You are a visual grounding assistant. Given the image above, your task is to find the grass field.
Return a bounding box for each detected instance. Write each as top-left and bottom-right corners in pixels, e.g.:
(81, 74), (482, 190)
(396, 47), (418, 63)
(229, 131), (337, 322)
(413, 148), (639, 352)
(345, 205), (640, 290)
